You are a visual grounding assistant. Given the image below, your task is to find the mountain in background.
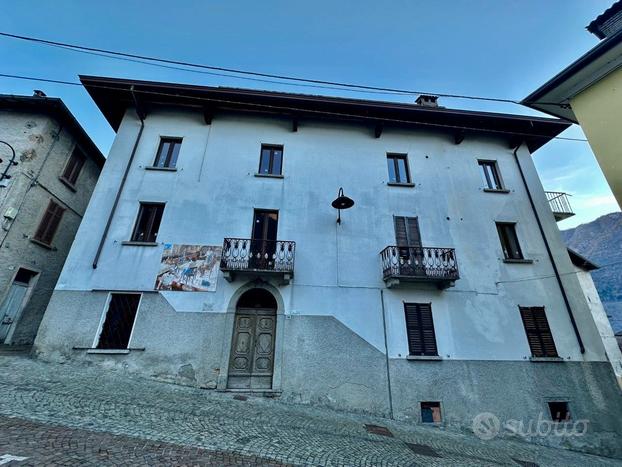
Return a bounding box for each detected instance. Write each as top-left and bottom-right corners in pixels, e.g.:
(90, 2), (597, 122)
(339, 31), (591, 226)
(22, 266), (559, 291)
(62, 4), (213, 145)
(562, 211), (622, 333)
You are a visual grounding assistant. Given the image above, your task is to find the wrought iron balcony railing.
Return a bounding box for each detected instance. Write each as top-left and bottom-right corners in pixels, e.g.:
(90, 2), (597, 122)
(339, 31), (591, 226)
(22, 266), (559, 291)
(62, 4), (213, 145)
(380, 246), (459, 288)
(220, 238), (295, 284)
(545, 191), (575, 221)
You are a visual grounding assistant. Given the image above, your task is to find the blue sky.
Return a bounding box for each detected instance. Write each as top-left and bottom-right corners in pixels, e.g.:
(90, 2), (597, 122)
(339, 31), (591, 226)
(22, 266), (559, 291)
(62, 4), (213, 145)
(1, 0), (619, 228)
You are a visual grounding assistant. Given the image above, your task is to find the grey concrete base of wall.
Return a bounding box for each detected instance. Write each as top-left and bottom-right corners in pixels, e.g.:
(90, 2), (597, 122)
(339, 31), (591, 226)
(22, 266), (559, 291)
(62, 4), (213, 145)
(34, 290), (622, 458)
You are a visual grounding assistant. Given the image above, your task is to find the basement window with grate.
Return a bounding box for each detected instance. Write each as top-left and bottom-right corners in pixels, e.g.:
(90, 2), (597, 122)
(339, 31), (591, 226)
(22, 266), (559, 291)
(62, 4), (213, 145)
(96, 293), (141, 350)
(548, 401), (571, 422)
(420, 402), (442, 423)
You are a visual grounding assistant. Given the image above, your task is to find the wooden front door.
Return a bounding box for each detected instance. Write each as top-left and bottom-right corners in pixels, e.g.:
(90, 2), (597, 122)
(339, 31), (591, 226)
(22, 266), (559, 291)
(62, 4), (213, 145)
(227, 308), (276, 389)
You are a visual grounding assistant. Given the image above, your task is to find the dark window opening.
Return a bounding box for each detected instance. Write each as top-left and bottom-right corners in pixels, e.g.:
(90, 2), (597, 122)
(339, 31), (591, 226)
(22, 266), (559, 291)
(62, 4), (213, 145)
(496, 222), (524, 260)
(519, 306), (559, 358)
(258, 144), (283, 175)
(387, 153), (411, 184)
(250, 209), (279, 270)
(478, 160), (503, 190)
(14, 268), (37, 285)
(33, 200), (65, 246)
(97, 293), (141, 349)
(131, 203), (164, 243)
(153, 138), (182, 168)
(61, 148), (86, 185)
(404, 303), (438, 356)
(548, 401), (571, 422)
(237, 288), (277, 309)
(421, 401), (442, 423)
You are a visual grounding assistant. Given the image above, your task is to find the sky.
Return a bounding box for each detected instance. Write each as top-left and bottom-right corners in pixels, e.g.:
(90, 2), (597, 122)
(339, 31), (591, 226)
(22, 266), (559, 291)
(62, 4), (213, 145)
(1, 0), (619, 229)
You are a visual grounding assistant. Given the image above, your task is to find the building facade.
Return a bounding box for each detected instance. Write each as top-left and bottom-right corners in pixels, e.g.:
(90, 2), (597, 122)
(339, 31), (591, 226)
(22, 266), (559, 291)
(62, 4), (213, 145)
(522, 0), (622, 208)
(35, 77), (622, 456)
(0, 94), (104, 345)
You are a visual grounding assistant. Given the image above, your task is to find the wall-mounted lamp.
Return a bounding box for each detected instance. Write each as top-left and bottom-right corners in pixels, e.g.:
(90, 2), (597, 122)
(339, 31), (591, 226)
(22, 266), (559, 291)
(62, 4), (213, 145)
(0, 141), (18, 182)
(331, 187), (354, 224)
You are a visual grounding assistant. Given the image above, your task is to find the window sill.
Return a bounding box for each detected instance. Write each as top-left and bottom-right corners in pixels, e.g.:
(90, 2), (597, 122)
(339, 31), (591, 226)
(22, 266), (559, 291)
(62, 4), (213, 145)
(58, 176), (77, 192)
(86, 349), (130, 355)
(145, 166), (177, 172)
(254, 173), (284, 179)
(483, 188), (510, 194)
(387, 182), (415, 188)
(503, 258), (533, 264)
(30, 238), (56, 250)
(121, 241), (159, 247)
(406, 355), (442, 361)
(529, 356), (564, 363)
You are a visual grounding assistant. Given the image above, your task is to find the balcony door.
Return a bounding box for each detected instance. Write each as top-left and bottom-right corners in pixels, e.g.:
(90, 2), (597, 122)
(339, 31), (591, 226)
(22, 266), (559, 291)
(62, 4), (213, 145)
(250, 209), (278, 270)
(394, 216), (424, 276)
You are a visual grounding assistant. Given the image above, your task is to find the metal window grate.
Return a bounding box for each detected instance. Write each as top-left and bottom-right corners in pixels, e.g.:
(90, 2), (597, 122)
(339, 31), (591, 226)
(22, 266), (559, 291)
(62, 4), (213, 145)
(364, 424), (393, 437)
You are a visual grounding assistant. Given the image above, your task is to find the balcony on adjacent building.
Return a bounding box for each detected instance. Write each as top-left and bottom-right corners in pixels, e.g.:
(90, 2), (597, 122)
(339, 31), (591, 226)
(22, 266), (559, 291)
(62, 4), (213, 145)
(220, 238), (295, 285)
(545, 191), (575, 221)
(380, 246), (459, 289)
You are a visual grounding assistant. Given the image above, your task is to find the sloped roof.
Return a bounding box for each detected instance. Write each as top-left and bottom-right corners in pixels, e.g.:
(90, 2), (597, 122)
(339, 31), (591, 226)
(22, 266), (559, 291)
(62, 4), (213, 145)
(80, 76), (571, 153)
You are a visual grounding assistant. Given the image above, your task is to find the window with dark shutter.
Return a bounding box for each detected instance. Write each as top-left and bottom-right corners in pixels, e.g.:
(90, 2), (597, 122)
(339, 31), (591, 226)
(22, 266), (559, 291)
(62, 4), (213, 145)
(258, 144), (283, 175)
(97, 293), (141, 349)
(387, 153), (411, 184)
(496, 222), (524, 260)
(130, 203), (165, 243)
(33, 200), (65, 246)
(394, 216), (421, 247)
(61, 148), (86, 185)
(519, 306), (558, 358)
(153, 138), (182, 168)
(404, 303), (438, 356)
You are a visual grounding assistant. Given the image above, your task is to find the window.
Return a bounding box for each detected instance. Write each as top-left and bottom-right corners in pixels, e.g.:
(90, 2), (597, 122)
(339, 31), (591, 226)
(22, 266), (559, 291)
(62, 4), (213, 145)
(496, 222), (524, 260)
(258, 144), (283, 175)
(130, 203), (164, 243)
(404, 303), (438, 356)
(153, 138), (182, 168)
(519, 306), (559, 358)
(421, 402), (442, 423)
(33, 200), (65, 246)
(61, 148), (86, 186)
(387, 153), (411, 184)
(548, 401), (571, 422)
(478, 160), (503, 190)
(97, 293), (141, 349)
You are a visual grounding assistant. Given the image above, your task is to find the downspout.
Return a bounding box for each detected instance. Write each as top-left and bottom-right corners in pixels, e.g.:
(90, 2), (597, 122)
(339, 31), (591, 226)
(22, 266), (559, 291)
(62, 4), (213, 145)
(512, 145), (585, 353)
(380, 289), (394, 419)
(92, 98), (145, 269)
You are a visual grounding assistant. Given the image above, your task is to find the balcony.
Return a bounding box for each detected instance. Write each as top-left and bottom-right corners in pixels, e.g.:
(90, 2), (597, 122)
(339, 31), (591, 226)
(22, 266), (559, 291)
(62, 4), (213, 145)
(545, 191), (575, 221)
(380, 246), (459, 289)
(220, 238), (295, 285)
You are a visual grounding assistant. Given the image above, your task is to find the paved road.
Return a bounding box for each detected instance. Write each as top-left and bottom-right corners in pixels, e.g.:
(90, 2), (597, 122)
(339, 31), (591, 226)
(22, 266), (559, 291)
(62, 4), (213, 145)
(0, 355), (620, 466)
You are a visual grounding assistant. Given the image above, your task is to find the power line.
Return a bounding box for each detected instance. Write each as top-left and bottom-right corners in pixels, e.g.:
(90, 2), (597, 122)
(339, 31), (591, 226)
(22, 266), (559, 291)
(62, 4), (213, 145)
(495, 259), (622, 285)
(0, 31), (561, 106)
(0, 72), (589, 142)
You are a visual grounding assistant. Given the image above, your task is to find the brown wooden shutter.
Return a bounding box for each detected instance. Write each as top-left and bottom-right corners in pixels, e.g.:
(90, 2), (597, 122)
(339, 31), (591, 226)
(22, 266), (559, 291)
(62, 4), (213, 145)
(519, 306), (558, 358)
(394, 216), (421, 246)
(404, 303), (438, 356)
(34, 200), (65, 245)
(62, 149), (86, 184)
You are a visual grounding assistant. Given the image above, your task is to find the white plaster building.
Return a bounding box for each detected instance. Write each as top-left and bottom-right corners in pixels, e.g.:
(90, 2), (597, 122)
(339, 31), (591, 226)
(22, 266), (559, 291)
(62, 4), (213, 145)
(0, 93), (103, 345)
(35, 77), (622, 456)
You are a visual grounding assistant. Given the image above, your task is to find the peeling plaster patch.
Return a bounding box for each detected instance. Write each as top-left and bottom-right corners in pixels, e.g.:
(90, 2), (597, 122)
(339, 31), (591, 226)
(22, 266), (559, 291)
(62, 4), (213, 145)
(178, 364), (196, 382)
(24, 120), (36, 129)
(20, 149), (36, 162)
(28, 134), (44, 144)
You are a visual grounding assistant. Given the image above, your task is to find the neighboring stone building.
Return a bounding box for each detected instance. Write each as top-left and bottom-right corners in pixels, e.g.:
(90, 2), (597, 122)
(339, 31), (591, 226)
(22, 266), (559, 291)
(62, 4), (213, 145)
(35, 76), (622, 457)
(522, 0), (622, 207)
(567, 248), (622, 389)
(0, 93), (104, 345)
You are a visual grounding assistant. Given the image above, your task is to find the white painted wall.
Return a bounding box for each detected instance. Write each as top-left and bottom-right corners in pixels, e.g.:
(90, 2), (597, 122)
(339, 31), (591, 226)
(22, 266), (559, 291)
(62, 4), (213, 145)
(55, 106), (607, 362)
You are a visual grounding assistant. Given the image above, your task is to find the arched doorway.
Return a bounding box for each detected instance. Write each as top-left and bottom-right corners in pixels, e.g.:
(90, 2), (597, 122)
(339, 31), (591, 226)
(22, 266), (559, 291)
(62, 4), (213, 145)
(227, 288), (277, 389)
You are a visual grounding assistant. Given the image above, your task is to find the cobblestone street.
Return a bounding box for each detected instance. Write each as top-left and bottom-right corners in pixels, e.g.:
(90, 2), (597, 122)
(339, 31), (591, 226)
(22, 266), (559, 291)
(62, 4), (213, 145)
(0, 355), (620, 466)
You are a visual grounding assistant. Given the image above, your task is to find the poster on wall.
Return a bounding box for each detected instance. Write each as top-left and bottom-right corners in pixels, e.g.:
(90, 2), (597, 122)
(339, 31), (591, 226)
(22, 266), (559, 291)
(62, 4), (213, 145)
(155, 244), (222, 292)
